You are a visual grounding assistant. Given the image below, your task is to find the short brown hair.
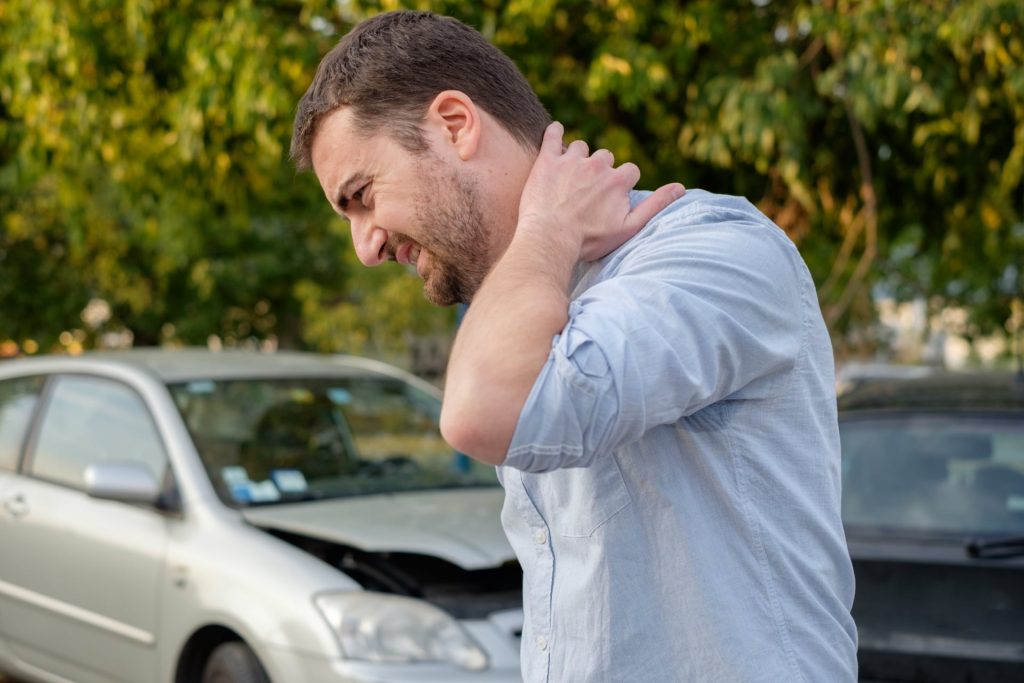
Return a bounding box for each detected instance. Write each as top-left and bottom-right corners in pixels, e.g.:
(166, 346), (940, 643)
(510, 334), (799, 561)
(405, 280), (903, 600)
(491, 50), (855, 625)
(290, 10), (551, 170)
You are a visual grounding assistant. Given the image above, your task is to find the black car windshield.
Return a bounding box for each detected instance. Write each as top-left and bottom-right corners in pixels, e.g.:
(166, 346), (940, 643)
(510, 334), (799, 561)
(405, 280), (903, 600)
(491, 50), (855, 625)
(168, 376), (497, 506)
(840, 413), (1024, 536)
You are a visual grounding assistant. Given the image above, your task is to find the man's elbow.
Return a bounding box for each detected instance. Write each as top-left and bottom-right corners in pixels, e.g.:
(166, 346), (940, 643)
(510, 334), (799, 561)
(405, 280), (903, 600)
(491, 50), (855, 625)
(439, 405), (509, 466)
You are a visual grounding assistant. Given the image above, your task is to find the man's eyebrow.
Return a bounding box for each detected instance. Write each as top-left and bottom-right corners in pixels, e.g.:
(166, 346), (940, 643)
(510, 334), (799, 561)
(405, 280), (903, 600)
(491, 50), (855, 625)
(333, 172), (370, 209)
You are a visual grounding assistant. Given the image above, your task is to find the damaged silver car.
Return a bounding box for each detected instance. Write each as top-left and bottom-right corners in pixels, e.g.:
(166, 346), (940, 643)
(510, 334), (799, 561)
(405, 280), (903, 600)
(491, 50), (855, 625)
(0, 349), (522, 683)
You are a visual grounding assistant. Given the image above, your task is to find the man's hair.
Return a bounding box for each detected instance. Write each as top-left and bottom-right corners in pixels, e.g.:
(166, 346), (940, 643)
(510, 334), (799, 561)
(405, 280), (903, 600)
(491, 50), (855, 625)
(290, 10), (551, 170)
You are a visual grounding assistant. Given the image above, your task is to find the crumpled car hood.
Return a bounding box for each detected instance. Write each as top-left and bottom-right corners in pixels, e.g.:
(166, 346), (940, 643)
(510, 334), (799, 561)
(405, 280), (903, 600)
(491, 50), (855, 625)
(241, 487), (514, 570)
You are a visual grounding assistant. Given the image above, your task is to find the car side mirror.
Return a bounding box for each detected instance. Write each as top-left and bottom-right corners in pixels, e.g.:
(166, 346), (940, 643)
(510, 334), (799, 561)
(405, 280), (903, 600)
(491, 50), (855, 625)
(84, 462), (163, 505)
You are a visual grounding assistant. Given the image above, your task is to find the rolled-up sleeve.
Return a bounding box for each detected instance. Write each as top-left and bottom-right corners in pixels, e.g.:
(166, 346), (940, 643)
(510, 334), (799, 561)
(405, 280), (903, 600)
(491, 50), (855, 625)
(504, 212), (808, 473)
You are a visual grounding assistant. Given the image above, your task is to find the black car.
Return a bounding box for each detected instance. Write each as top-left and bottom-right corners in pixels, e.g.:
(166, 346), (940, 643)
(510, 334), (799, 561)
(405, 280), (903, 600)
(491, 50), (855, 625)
(838, 371), (1024, 682)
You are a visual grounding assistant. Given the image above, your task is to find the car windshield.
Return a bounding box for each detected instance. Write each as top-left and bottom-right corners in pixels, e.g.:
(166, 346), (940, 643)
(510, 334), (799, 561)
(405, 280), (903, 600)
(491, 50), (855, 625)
(840, 413), (1024, 536)
(168, 376), (497, 506)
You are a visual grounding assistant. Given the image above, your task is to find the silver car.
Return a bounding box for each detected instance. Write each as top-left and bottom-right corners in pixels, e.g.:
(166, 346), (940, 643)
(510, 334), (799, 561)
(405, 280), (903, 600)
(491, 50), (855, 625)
(0, 349), (522, 683)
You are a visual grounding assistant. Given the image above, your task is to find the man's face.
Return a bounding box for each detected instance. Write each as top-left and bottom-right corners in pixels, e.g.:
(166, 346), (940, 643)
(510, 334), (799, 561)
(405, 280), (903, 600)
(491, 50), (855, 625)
(310, 107), (492, 306)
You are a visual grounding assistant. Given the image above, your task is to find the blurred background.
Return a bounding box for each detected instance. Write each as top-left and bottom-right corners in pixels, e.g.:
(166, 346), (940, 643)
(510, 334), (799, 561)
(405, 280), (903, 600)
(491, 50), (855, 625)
(1, 0), (1022, 381)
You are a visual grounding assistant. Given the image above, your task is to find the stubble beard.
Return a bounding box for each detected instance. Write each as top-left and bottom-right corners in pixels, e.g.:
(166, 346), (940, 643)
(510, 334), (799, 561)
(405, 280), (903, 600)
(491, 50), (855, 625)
(412, 165), (491, 307)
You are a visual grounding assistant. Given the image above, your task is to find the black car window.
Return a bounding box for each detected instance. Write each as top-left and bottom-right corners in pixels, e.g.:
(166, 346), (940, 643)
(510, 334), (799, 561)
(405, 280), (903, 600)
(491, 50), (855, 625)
(29, 375), (168, 490)
(840, 414), (1024, 536)
(0, 375), (45, 471)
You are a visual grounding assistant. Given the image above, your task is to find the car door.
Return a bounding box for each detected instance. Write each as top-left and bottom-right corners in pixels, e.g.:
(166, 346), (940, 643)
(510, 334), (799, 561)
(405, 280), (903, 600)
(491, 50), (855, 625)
(0, 373), (175, 683)
(0, 373), (47, 665)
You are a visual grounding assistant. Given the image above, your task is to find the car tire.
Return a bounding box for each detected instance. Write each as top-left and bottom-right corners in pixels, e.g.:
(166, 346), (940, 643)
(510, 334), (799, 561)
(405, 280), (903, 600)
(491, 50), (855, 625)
(202, 641), (271, 683)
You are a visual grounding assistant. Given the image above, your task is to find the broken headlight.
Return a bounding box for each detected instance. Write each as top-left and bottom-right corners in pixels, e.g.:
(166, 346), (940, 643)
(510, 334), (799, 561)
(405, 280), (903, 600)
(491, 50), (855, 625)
(314, 591), (489, 671)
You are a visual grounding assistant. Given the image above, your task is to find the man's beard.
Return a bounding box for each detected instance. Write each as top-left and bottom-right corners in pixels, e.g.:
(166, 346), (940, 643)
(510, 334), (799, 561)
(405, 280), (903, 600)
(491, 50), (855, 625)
(410, 164), (491, 306)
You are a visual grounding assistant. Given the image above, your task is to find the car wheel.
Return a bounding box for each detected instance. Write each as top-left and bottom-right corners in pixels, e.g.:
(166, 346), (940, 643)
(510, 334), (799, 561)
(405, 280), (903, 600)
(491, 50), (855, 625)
(202, 641), (270, 683)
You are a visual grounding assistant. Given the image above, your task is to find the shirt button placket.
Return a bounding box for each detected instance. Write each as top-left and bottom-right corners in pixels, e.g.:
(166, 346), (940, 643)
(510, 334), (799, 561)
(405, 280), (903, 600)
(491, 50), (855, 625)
(533, 525), (553, 678)
(515, 471), (554, 681)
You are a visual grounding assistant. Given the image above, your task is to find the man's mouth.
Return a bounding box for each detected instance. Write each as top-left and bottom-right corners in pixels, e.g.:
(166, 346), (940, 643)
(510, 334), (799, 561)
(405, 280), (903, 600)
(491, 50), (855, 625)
(395, 242), (425, 277)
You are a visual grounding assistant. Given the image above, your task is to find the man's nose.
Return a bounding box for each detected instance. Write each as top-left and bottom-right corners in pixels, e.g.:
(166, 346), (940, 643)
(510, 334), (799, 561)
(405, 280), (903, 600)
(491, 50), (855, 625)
(349, 215), (389, 266)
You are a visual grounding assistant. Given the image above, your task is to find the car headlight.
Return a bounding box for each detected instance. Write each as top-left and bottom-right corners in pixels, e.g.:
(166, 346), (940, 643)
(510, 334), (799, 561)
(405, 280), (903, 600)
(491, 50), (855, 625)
(314, 591), (489, 671)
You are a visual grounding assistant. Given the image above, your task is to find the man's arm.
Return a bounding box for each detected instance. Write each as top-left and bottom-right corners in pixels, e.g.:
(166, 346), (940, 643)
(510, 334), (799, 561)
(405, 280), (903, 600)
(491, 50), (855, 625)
(439, 122), (684, 464)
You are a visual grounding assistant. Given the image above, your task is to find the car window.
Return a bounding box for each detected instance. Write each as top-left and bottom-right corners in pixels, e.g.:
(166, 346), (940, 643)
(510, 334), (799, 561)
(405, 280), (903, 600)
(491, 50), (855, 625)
(169, 376), (496, 506)
(338, 379), (443, 460)
(29, 375), (168, 490)
(0, 375), (45, 471)
(840, 414), (1024, 536)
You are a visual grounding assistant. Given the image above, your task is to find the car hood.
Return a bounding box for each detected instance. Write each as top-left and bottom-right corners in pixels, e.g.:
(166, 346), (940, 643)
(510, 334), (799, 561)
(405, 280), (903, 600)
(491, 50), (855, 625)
(241, 487), (514, 570)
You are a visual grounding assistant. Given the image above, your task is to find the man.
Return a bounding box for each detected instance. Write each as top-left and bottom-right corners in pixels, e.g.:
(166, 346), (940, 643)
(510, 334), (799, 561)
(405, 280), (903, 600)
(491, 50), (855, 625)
(291, 10), (857, 682)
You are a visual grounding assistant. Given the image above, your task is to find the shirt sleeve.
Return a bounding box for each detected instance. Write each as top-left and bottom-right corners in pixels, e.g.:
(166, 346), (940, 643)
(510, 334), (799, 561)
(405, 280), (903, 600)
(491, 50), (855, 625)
(503, 210), (809, 473)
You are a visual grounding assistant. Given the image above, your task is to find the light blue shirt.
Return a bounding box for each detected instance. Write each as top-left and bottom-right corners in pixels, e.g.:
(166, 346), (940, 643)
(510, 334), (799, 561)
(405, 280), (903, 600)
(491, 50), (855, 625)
(497, 190), (858, 682)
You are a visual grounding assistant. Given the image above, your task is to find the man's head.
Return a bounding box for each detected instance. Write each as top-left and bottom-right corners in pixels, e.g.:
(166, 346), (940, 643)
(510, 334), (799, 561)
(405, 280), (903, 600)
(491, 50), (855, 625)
(291, 11), (550, 306)
(291, 11), (549, 170)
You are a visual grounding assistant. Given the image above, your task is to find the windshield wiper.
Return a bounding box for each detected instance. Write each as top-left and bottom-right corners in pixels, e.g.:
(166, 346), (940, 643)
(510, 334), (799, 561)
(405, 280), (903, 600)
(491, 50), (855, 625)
(244, 490), (331, 507)
(966, 536), (1024, 559)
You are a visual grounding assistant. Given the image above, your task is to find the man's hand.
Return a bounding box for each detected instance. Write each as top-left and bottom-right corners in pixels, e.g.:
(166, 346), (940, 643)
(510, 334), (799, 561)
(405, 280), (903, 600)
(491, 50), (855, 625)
(517, 121), (686, 262)
(440, 121), (685, 464)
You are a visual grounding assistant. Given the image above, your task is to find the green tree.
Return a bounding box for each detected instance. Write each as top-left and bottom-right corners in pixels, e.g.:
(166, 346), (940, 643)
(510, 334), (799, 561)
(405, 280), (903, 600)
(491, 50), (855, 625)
(0, 0), (452, 356)
(2, 0), (1021, 361)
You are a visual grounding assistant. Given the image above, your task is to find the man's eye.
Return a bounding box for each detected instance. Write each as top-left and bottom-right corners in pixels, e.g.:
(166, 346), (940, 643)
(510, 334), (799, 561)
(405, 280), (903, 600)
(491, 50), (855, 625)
(338, 183), (370, 214)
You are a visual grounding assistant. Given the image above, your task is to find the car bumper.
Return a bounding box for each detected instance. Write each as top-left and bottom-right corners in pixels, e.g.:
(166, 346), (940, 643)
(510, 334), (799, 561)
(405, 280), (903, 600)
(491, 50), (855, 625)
(259, 644), (522, 683)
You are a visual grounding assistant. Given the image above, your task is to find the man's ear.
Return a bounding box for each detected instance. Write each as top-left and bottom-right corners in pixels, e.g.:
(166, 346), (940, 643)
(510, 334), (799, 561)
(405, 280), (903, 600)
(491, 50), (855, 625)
(425, 90), (480, 161)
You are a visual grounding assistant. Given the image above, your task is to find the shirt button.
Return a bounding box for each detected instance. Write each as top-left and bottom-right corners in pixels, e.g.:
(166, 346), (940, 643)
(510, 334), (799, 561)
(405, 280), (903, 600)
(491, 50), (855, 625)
(536, 636), (548, 651)
(533, 528), (547, 545)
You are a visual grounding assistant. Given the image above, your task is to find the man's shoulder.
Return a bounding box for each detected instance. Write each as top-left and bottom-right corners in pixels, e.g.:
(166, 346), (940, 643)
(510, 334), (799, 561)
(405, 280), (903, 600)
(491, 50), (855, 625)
(632, 188), (778, 237)
(615, 188), (794, 265)
(570, 188), (802, 297)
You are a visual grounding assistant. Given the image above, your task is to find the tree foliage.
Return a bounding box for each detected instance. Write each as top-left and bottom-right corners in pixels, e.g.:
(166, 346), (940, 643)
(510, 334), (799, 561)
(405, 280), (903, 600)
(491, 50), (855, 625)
(0, 0), (452, 356)
(1, 0), (1022, 360)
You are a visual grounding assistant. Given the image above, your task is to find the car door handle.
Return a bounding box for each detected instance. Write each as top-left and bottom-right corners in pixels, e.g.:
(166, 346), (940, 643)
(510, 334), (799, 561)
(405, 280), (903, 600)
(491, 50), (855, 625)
(3, 494), (29, 518)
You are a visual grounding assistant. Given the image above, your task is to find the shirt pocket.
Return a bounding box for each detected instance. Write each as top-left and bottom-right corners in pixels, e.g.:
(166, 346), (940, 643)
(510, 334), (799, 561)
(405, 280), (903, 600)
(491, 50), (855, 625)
(524, 452), (632, 538)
